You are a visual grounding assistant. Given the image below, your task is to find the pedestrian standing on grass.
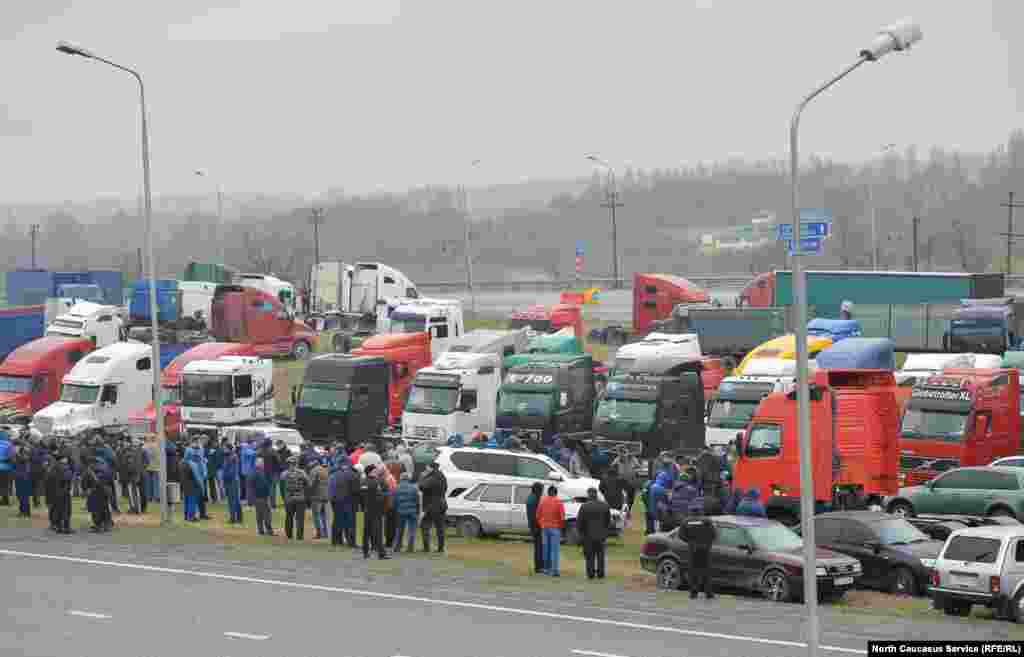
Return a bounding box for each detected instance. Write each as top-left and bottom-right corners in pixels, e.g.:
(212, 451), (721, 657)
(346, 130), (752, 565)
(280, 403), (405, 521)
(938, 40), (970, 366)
(392, 471), (419, 553)
(329, 461), (358, 547)
(283, 456), (310, 540)
(418, 461), (447, 553)
(53, 456), (74, 534)
(253, 458), (274, 536)
(308, 458), (329, 539)
(577, 487), (612, 580)
(361, 464), (389, 559)
(537, 485), (565, 577)
(144, 437), (160, 504)
(45, 451), (62, 527)
(180, 447), (201, 522)
(30, 440), (47, 508)
(0, 429), (14, 506)
(682, 499), (719, 600)
(240, 439), (257, 506)
(222, 444), (243, 524)
(14, 446), (32, 517)
(526, 482), (545, 575)
(206, 438), (223, 503)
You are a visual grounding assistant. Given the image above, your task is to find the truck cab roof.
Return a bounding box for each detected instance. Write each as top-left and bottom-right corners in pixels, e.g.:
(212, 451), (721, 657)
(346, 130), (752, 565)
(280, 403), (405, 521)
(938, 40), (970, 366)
(182, 356), (268, 375)
(0, 336), (91, 376)
(65, 342), (152, 386)
(432, 352), (500, 371)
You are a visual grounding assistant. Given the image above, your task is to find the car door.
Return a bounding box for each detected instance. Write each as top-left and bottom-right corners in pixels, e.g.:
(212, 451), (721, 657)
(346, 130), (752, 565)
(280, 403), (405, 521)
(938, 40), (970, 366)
(838, 520), (885, 588)
(511, 486), (534, 534)
(477, 484), (516, 532)
(917, 470), (970, 515)
(711, 524), (757, 589)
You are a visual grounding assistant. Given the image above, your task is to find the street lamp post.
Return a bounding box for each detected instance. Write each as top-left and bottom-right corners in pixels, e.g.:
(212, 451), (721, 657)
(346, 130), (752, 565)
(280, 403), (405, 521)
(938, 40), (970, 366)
(195, 169), (226, 263)
(57, 41), (168, 525)
(589, 154), (618, 288)
(462, 159), (482, 316)
(788, 19), (921, 657)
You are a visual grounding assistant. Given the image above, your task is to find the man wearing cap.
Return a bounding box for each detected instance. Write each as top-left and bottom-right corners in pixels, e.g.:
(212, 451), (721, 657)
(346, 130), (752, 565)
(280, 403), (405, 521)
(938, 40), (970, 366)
(418, 461), (448, 553)
(283, 456), (311, 540)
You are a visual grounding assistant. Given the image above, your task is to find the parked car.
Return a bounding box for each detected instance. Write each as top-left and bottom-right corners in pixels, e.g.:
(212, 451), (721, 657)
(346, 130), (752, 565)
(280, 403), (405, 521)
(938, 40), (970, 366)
(930, 525), (1024, 621)
(447, 481), (623, 544)
(899, 455), (961, 486)
(908, 514), (1022, 542)
(639, 515), (862, 603)
(991, 456), (1024, 469)
(887, 466), (1024, 520)
(435, 446), (602, 503)
(810, 511), (942, 596)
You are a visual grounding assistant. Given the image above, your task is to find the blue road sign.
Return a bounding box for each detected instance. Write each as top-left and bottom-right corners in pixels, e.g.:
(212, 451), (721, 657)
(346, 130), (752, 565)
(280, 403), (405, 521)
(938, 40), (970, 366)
(784, 237), (826, 256)
(576, 241), (584, 257)
(777, 209), (832, 250)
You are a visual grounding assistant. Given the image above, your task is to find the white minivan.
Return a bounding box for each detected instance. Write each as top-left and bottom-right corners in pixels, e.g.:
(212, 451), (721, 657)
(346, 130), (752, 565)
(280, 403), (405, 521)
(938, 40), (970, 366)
(434, 446), (602, 503)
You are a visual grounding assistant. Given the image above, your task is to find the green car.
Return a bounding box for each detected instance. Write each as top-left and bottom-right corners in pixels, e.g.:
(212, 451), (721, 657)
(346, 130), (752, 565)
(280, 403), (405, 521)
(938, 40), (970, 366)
(887, 466), (1024, 519)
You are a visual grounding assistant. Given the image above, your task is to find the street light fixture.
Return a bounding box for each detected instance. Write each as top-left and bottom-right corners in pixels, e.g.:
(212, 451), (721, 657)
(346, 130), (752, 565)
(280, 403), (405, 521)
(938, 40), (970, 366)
(57, 40), (168, 526)
(788, 18), (921, 657)
(194, 169), (226, 263)
(586, 155), (622, 288)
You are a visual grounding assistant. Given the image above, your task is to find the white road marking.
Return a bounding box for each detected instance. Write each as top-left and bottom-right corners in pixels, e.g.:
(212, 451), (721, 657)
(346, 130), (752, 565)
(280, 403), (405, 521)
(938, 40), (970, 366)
(68, 610), (112, 620)
(2, 549), (859, 655)
(224, 632), (270, 641)
(573, 650), (632, 657)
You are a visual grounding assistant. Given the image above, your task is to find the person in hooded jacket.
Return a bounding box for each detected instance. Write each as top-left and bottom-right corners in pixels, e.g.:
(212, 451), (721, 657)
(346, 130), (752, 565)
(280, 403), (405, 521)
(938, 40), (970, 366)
(667, 478), (698, 531)
(645, 473), (670, 535)
(222, 444), (243, 524)
(392, 471), (420, 553)
(329, 461), (359, 547)
(308, 458), (330, 539)
(736, 488), (767, 517)
(14, 447), (33, 517)
(681, 498), (719, 600)
(418, 461), (448, 553)
(0, 429), (13, 506)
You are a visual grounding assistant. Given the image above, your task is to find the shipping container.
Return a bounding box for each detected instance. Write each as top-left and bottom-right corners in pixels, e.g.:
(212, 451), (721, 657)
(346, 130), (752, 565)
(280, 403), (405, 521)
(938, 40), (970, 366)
(183, 262), (237, 285)
(0, 305), (45, 362)
(6, 269), (124, 306)
(130, 279), (181, 324)
(86, 270), (125, 305)
(6, 270), (54, 306)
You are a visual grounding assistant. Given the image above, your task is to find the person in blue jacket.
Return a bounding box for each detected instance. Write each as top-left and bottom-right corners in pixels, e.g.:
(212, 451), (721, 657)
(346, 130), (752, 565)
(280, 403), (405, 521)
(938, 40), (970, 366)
(644, 472), (670, 535)
(392, 471), (420, 553)
(221, 441), (243, 524)
(0, 430), (14, 506)
(240, 440), (258, 507)
(189, 443), (211, 520)
(736, 488), (767, 518)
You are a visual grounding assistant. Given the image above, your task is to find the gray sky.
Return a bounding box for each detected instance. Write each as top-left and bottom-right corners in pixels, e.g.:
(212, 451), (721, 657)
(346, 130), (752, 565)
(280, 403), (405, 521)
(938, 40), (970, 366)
(1, 0), (1020, 204)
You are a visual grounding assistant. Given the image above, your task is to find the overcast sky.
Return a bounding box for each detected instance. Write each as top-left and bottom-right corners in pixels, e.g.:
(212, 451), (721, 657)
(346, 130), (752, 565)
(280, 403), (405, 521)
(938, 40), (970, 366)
(1, 0), (1020, 204)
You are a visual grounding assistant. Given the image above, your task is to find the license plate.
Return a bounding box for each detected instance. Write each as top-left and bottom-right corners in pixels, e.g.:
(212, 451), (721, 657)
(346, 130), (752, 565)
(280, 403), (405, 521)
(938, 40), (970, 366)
(834, 576), (854, 586)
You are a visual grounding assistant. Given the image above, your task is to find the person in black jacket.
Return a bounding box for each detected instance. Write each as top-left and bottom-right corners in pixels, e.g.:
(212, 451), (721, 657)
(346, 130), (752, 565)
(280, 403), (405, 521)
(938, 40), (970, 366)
(576, 487), (612, 579)
(53, 456), (74, 534)
(361, 465), (389, 559)
(418, 462), (448, 553)
(681, 499), (719, 600)
(526, 482), (545, 575)
(599, 470), (624, 513)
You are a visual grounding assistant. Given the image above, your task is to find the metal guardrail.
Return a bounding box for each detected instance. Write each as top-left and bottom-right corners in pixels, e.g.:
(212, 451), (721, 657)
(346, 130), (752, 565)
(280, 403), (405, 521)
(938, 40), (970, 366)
(418, 273), (1024, 294)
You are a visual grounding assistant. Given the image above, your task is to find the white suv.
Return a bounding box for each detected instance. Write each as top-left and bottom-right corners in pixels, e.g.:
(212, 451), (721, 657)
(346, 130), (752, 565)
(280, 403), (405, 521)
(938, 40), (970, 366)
(434, 446), (602, 503)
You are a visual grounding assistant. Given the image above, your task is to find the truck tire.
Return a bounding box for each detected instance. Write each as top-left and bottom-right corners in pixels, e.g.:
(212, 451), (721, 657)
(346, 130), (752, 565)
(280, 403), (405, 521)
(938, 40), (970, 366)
(291, 340), (311, 360)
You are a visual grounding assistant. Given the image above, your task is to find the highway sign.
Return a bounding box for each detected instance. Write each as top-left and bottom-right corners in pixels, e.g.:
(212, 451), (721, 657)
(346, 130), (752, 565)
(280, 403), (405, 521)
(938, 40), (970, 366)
(777, 209), (831, 255)
(575, 241), (584, 257)
(784, 237), (826, 256)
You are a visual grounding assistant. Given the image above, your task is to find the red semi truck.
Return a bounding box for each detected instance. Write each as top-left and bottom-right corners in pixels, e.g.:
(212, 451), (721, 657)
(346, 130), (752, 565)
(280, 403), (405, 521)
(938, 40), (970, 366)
(508, 304), (585, 345)
(0, 337), (94, 423)
(633, 273), (710, 335)
(351, 331), (433, 427)
(125, 342), (258, 440)
(210, 285), (318, 359)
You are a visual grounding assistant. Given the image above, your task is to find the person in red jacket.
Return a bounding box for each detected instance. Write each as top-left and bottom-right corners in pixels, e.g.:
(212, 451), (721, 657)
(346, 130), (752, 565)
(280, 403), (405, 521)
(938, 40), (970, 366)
(536, 485), (566, 577)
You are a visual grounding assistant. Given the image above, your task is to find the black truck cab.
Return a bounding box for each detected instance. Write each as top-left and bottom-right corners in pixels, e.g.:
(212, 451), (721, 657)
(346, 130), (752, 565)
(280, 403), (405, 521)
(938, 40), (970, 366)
(294, 354), (390, 445)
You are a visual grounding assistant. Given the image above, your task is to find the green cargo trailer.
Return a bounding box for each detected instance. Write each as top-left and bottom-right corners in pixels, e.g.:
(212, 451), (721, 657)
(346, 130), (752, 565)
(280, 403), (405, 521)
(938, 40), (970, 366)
(773, 271), (1004, 319)
(183, 262), (237, 285)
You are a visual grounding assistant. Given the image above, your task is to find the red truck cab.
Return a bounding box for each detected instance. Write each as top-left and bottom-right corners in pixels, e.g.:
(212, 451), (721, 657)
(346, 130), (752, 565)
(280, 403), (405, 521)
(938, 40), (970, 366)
(739, 272), (774, 308)
(898, 368), (1020, 485)
(633, 273), (711, 334)
(210, 285), (317, 359)
(0, 336), (93, 423)
(352, 331), (432, 426)
(733, 369), (900, 521)
(509, 304), (585, 345)
(126, 341), (258, 440)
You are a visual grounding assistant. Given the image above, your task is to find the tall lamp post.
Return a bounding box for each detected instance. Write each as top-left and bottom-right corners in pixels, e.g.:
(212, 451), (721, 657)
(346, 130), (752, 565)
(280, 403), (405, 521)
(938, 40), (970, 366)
(194, 169), (226, 263)
(586, 155), (622, 289)
(788, 19), (921, 657)
(869, 143), (897, 269)
(57, 41), (168, 525)
(461, 159), (482, 316)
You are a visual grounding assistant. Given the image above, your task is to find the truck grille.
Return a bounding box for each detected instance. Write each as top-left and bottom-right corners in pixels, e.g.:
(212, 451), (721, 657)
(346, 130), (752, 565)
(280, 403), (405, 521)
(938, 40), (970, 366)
(411, 426), (442, 440)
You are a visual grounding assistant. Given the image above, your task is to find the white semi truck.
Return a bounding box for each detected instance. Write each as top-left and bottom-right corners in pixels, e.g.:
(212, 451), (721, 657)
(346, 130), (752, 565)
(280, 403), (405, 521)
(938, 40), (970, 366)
(401, 351), (501, 442)
(179, 356), (275, 440)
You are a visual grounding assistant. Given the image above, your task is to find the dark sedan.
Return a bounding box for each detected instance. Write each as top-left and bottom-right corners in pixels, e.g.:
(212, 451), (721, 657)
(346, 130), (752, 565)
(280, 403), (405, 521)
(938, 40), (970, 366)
(811, 511), (943, 596)
(640, 515), (862, 603)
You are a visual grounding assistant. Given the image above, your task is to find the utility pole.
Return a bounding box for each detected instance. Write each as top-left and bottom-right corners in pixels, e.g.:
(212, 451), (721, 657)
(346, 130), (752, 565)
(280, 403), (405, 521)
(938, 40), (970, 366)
(310, 208), (323, 268)
(137, 248), (143, 279)
(29, 224), (40, 269)
(911, 216), (920, 272)
(1000, 192), (1024, 275)
(600, 188), (624, 288)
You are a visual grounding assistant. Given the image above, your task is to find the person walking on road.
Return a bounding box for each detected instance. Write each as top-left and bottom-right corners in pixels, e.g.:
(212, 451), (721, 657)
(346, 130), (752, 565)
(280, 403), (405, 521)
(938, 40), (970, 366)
(222, 444), (243, 524)
(577, 487), (612, 580)
(253, 458), (274, 536)
(308, 458), (329, 539)
(682, 500), (718, 600)
(283, 456), (310, 540)
(526, 482), (545, 575)
(418, 461), (447, 553)
(537, 485), (566, 577)
(361, 464), (389, 559)
(392, 471), (419, 553)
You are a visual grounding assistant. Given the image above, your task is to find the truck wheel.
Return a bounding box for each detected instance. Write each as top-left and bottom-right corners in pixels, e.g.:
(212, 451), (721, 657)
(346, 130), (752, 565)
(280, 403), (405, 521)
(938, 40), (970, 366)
(291, 341), (311, 360)
(888, 501), (914, 518)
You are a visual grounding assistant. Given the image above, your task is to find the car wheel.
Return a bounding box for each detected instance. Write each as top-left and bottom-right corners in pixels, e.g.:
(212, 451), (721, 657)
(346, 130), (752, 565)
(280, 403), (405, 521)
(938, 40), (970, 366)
(656, 557), (684, 591)
(762, 569), (793, 603)
(291, 340), (311, 360)
(1012, 590), (1024, 623)
(943, 600), (971, 617)
(988, 506), (1016, 519)
(457, 516), (482, 539)
(891, 567), (918, 596)
(889, 501), (914, 518)
(564, 520), (580, 545)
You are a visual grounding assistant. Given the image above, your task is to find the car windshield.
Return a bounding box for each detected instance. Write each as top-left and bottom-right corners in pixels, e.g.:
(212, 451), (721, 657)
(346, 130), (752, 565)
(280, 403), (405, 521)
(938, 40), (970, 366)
(875, 519), (931, 545)
(160, 385), (180, 405)
(60, 384), (100, 404)
(299, 385), (351, 412)
(0, 375), (33, 394)
(709, 399), (760, 427)
(498, 391), (553, 417)
(747, 524), (804, 552)
(390, 316), (426, 333)
(181, 374), (233, 408)
(406, 385), (459, 414)
(595, 398), (656, 423)
(900, 409), (969, 441)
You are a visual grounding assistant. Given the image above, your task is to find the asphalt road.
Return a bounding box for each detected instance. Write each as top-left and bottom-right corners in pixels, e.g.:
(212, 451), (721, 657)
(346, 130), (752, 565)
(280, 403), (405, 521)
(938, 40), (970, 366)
(2, 528), (1021, 657)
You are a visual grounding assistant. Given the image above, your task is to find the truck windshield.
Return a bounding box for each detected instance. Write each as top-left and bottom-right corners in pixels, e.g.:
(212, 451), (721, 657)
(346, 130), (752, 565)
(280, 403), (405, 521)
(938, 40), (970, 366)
(391, 316), (426, 333)
(299, 386), (351, 412)
(595, 399), (656, 423)
(709, 400), (760, 427)
(0, 375), (32, 394)
(161, 385), (180, 405)
(747, 524), (804, 552)
(60, 384), (100, 404)
(406, 385), (459, 414)
(498, 391), (552, 417)
(900, 409), (969, 440)
(181, 374), (233, 408)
